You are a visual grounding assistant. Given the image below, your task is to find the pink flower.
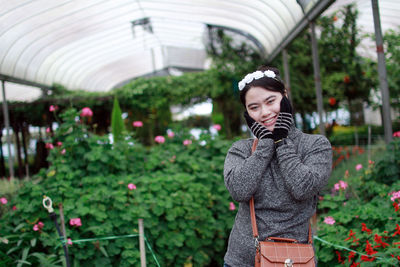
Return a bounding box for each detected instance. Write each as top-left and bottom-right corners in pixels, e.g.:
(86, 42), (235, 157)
(49, 105), (58, 112)
(167, 131), (175, 138)
(213, 124), (222, 131)
(46, 127), (51, 133)
(324, 216), (335, 225)
(0, 197), (7, 205)
(128, 183), (137, 190)
(334, 183), (340, 191)
(67, 238), (73, 245)
(133, 121), (143, 127)
(61, 149), (66, 155)
(12, 205), (17, 210)
(57, 142), (62, 147)
(69, 218), (82, 227)
(390, 191), (400, 201)
(183, 139), (192, 146)
(355, 164), (363, 171)
(80, 107), (93, 117)
(45, 143), (54, 149)
(393, 131), (400, 137)
(339, 180), (348, 190)
(333, 180), (348, 191)
(33, 222), (44, 232)
(229, 202), (236, 211)
(154, 136), (165, 144)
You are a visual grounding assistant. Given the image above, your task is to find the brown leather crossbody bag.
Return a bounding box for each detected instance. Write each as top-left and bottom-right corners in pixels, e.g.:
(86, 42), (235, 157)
(250, 139), (315, 267)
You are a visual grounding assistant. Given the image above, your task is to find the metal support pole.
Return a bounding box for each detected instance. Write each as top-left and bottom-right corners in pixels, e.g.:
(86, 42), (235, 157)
(282, 49), (293, 102)
(309, 22), (326, 136)
(1, 80), (14, 178)
(138, 219), (146, 267)
(371, 0), (393, 143)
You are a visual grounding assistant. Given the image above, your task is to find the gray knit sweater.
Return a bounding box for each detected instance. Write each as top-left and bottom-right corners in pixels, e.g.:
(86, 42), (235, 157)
(223, 126), (332, 267)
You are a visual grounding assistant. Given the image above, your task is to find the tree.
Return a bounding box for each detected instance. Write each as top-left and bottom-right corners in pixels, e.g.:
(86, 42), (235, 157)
(318, 4), (376, 125)
(205, 28), (264, 138)
(383, 27), (400, 111)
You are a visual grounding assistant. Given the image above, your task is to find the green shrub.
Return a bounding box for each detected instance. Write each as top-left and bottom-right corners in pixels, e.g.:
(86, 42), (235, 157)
(0, 108), (235, 267)
(328, 125), (384, 146)
(316, 137), (400, 266)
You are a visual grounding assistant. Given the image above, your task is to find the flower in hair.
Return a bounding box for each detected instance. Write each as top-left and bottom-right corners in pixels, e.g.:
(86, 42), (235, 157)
(264, 70), (276, 78)
(238, 70), (277, 91)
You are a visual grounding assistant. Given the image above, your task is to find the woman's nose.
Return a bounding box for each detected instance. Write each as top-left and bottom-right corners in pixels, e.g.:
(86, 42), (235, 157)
(261, 105), (270, 117)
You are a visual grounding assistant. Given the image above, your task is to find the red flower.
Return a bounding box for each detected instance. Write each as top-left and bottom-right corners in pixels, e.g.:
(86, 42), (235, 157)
(365, 240), (378, 255)
(394, 202), (400, 212)
(361, 223), (372, 235)
(343, 75), (350, 83)
(348, 251), (356, 262)
(373, 234), (389, 248)
(392, 224), (400, 237)
(329, 97), (337, 106)
(350, 263), (360, 267)
(391, 254), (400, 261)
(361, 255), (375, 262)
(335, 251), (345, 264)
(344, 229), (359, 243)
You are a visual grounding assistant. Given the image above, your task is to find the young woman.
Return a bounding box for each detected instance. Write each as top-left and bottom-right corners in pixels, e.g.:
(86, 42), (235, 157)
(223, 66), (332, 267)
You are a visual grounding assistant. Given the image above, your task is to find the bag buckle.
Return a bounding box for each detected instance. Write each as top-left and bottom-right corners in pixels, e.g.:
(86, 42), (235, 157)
(254, 236), (259, 249)
(284, 259), (293, 267)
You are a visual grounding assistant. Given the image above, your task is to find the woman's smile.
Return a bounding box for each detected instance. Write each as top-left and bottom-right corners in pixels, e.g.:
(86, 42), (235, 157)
(261, 115), (277, 127)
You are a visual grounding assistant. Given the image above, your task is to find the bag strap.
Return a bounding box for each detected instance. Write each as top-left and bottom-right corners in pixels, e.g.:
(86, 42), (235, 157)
(249, 139), (259, 239)
(249, 138), (313, 244)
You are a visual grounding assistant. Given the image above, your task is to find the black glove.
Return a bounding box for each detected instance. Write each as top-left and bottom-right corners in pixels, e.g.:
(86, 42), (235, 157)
(272, 96), (293, 142)
(244, 111), (273, 140)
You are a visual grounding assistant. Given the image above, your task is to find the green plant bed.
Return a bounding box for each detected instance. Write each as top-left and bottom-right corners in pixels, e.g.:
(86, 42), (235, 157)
(327, 124), (400, 146)
(325, 142), (387, 195)
(0, 108), (236, 267)
(315, 137), (400, 266)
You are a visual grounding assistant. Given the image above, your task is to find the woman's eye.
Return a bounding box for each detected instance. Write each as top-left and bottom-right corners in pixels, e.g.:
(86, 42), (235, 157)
(250, 106), (258, 111)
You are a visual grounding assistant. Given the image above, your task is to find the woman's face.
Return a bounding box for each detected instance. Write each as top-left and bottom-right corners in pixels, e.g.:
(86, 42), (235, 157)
(245, 86), (283, 132)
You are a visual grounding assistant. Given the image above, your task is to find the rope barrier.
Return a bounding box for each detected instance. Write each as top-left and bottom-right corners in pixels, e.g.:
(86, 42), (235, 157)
(313, 235), (394, 265)
(43, 196), (160, 266)
(56, 233), (161, 267)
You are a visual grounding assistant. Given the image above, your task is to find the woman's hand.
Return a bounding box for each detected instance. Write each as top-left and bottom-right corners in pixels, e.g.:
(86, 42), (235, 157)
(272, 96), (293, 142)
(244, 111), (273, 140)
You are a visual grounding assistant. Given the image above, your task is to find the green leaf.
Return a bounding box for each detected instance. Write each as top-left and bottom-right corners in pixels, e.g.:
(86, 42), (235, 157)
(30, 238), (37, 247)
(99, 246), (109, 258)
(111, 97), (126, 142)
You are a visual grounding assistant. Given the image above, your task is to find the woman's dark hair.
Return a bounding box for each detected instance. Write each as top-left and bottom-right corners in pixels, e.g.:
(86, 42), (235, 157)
(239, 66), (285, 107)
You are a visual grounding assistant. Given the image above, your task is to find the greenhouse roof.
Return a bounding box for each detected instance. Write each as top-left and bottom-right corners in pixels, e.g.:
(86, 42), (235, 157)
(1, 0), (399, 102)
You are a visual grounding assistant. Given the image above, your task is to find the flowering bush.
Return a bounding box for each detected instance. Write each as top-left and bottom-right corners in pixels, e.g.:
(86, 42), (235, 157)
(0, 108), (235, 266)
(316, 137), (400, 266)
(332, 145), (365, 169)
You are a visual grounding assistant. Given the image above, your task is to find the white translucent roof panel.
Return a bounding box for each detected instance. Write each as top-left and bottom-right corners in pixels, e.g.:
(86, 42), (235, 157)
(0, 0), (312, 94)
(1, 0), (399, 101)
(0, 82), (42, 102)
(322, 0), (400, 58)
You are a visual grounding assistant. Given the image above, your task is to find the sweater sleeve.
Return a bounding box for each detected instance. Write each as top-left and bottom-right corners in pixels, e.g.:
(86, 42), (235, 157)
(276, 135), (332, 201)
(224, 138), (275, 202)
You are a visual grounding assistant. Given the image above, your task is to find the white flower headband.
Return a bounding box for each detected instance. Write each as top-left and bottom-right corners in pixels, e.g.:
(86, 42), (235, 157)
(238, 70), (278, 91)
